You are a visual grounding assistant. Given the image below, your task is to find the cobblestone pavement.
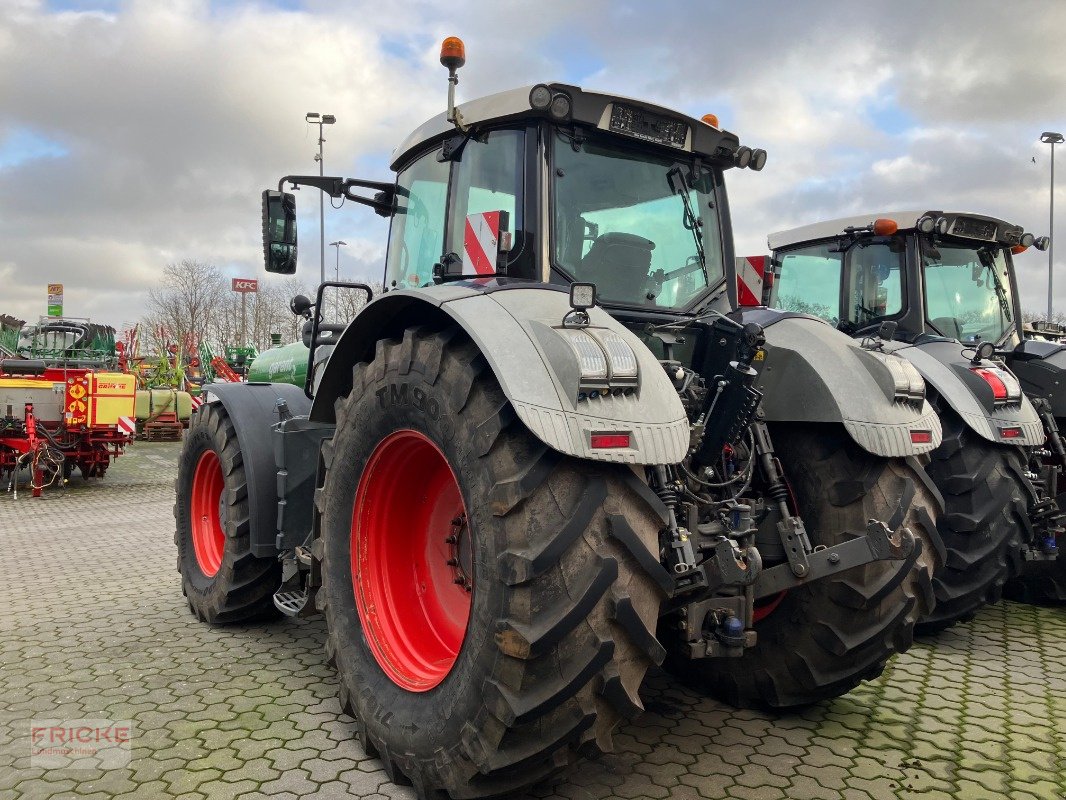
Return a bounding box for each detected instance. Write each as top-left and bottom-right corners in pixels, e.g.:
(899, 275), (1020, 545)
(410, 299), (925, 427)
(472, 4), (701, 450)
(2, 441), (1065, 800)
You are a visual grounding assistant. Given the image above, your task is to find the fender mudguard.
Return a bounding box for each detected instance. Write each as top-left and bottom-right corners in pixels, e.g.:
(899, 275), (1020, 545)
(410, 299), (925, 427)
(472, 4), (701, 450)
(199, 381), (313, 557)
(311, 285), (690, 465)
(739, 310), (943, 458)
(1008, 340), (1066, 418)
(889, 340), (1044, 446)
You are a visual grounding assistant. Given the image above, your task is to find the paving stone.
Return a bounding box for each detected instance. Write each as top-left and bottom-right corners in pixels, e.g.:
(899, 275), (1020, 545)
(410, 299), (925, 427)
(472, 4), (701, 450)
(4, 441), (1066, 800)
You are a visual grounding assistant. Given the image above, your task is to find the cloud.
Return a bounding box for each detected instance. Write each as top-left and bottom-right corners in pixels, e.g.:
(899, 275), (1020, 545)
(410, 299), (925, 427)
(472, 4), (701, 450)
(1, 0), (1065, 328)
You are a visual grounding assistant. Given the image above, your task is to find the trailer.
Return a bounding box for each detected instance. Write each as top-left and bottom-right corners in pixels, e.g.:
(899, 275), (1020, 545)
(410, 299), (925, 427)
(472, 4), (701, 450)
(1, 318), (135, 496)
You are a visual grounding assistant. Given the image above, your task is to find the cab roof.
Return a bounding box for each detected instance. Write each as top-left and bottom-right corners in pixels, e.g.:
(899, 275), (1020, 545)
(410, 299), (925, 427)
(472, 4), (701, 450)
(390, 83), (743, 171)
(768, 210), (1018, 251)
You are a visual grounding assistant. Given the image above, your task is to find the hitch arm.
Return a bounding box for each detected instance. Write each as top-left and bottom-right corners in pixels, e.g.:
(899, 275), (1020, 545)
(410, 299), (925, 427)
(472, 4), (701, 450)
(752, 520), (917, 599)
(278, 174), (395, 216)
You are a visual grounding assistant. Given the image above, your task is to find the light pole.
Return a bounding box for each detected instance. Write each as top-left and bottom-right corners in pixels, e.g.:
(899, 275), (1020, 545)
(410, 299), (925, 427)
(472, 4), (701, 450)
(1041, 131), (1064, 321)
(329, 240), (347, 283)
(329, 240), (347, 319)
(306, 112), (336, 290)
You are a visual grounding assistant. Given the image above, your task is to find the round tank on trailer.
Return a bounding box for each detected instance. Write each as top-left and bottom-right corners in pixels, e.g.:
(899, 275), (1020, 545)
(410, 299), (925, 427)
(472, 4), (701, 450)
(245, 340), (309, 387)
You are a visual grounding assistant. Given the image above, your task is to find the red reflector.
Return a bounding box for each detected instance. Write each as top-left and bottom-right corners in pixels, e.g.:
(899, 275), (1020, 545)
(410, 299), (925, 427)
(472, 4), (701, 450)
(972, 367), (1007, 400)
(1000, 426), (1023, 439)
(910, 430), (932, 444)
(590, 433), (631, 449)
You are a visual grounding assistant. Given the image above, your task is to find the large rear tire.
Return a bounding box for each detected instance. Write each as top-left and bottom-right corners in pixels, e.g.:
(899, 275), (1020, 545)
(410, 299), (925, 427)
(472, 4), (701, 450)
(1004, 413), (1066, 604)
(665, 423), (939, 709)
(317, 326), (668, 799)
(174, 403), (282, 624)
(918, 407), (1031, 633)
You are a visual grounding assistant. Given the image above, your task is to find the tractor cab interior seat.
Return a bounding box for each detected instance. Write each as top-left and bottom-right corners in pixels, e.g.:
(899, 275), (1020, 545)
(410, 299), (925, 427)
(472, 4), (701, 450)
(931, 316), (963, 340)
(578, 232), (656, 305)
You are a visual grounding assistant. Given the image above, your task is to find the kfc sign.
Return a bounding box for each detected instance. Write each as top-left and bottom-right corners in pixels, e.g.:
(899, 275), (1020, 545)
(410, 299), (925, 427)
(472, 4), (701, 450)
(232, 278), (259, 293)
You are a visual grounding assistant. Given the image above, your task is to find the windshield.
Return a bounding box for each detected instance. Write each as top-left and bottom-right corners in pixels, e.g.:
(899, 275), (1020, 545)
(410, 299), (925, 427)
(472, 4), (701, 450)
(552, 133), (724, 309)
(922, 240), (1015, 342)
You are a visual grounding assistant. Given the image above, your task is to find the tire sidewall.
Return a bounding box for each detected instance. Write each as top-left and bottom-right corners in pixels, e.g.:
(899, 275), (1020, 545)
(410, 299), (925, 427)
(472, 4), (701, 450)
(320, 358), (505, 756)
(176, 408), (242, 603)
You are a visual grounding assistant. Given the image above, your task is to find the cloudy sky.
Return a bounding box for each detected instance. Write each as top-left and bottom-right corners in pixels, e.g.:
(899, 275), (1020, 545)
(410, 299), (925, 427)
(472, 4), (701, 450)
(2, 0), (1065, 330)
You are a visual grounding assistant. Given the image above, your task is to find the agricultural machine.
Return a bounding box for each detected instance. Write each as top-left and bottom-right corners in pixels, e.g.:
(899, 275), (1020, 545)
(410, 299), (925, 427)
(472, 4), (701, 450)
(175, 39), (947, 797)
(121, 326), (197, 440)
(751, 210), (1065, 627)
(1, 317), (135, 497)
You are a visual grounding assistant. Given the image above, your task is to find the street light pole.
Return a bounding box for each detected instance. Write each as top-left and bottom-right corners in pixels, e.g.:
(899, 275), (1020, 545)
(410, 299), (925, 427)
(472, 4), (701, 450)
(306, 112), (337, 290)
(1041, 131), (1064, 322)
(329, 240), (347, 283)
(329, 240), (347, 320)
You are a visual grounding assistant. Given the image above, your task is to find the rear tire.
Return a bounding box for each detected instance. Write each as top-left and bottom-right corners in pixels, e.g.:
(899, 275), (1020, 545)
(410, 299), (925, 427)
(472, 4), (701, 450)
(174, 403), (282, 624)
(918, 407), (1031, 633)
(1004, 413), (1066, 604)
(665, 423), (939, 709)
(317, 326), (668, 799)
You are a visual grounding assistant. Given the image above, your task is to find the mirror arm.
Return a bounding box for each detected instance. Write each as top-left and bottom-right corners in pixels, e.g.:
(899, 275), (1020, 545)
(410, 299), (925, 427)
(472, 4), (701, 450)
(279, 175), (395, 216)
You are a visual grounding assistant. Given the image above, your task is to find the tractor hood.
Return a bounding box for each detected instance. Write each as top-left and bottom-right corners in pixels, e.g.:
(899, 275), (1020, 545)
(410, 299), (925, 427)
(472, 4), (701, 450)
(738, 309), (942, 457)
(885, 339), (1044, 446)
(1008, 339), (1066, 418)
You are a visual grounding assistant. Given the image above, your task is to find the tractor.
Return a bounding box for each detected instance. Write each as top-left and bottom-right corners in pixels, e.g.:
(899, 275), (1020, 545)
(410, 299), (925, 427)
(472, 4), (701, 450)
(754, 210), (1064, 629)
(175, 39), (947, 798)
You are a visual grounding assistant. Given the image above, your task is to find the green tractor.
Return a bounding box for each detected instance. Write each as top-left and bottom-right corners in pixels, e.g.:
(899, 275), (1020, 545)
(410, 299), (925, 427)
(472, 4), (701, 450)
(175, 39), (946, 797)
(755, 211), (1064, 628)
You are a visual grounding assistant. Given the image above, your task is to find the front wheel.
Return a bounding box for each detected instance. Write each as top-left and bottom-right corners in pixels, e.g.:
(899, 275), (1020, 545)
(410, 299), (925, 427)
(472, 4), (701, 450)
(317, 327), (668, 799)
(665, 423), (940, 709)
(174, 403), (281, 624)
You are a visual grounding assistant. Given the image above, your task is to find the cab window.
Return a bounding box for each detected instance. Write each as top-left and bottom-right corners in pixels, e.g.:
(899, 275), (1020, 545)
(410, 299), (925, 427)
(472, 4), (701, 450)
(772, 244), (843, 323)
(385, 151), (450, 289)
(845, 242), (903, 328)
(448, 129), (523, 272)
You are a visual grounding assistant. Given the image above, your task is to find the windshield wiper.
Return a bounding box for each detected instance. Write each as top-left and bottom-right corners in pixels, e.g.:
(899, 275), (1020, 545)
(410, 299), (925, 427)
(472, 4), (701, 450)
(667, 166), (706, 277)
(978, 247), (1013, 326)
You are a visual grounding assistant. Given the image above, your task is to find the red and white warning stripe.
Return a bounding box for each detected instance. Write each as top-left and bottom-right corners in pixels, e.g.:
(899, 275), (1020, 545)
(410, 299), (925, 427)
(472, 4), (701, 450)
(189, 394), (204, 410)
(117, 416), (137, 436)
(462, 211), (502, 276)
(736, 255), (771, 307)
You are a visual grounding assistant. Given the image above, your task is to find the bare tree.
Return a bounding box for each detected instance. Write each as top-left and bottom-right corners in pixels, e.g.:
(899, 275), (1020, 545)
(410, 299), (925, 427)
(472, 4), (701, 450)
(145, 260), (227, 351)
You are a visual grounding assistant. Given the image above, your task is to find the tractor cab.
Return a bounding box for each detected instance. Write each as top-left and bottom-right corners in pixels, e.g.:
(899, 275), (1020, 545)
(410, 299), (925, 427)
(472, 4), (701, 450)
(263, 79), (767, 331)
(765, 211), (1046, 347)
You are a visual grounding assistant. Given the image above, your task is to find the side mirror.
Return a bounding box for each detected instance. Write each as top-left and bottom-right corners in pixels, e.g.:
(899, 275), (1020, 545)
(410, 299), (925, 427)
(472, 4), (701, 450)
(262, 190), (298, 274)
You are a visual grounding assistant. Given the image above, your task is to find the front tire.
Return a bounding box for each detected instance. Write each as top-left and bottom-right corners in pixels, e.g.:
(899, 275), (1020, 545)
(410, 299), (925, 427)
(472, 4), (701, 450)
(918, 407), (1031, 633)
(174, 403), (281, 624)
(317, 326), (667, 799)
(665, 423), (940, 709)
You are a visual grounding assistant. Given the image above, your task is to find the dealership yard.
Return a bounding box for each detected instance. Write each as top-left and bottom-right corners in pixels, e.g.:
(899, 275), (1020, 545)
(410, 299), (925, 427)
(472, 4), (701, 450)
(1, 441), (1065, 800)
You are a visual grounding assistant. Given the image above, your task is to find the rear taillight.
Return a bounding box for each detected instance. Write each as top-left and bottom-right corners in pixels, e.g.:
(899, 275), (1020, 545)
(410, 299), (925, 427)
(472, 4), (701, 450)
(971, 366), (1021, 405)
(590, 433), (631, 449)
(972, 367), (1008, 400)
(911, 430), (933, 444)
(1000, 426), (1023, 439)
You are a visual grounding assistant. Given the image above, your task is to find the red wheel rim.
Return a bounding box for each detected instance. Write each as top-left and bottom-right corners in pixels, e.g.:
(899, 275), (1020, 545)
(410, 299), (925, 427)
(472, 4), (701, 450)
(352, 430), (472, 692)
(752, 591), (787, 623)
(191, 449), (226, 577)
